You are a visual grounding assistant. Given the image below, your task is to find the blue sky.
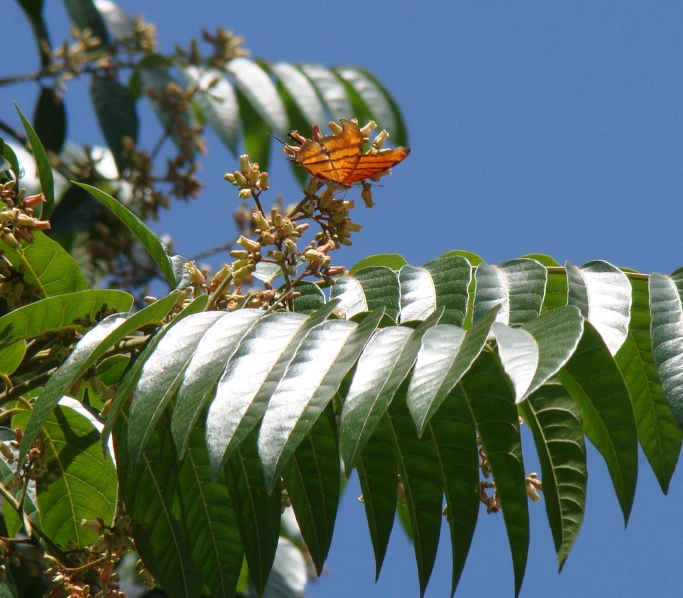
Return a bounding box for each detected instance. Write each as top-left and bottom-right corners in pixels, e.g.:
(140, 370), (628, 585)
(3, 2), (683, 597)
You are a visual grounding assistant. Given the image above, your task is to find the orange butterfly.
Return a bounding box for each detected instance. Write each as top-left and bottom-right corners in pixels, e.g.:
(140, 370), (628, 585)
(284, 119), (410, 187)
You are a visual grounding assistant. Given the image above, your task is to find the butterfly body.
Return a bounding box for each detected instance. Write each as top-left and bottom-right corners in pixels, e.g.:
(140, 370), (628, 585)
(285, 119), (410, 187)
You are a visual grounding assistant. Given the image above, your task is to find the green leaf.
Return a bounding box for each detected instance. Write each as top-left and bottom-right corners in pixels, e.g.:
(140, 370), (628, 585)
(178, 67), (239, 156)
(228, 57), (288, 134)
(114, 414), (203, 598)
(616, 276), (682, 493)
(225, 427), (281, 596)
(440, 249), (485, 266)
(350, 254), (408, 274)
(14, 405), (117, 550)
(492, 323), (539, 402)
(356, 417), (398, 579)
(263, 536), (308, 597)
(460, 352), (529, 598)
(649, 272), (683, 428)
(269, 61), (326, 131)
(474, 259), (546, 325)
(334, 67), (402, 141)
(259, 310), (383, 490)
(15, 103), (55, 219)
(21, 293), (179, 459)
(407, 306), (500, 435)
(94, 0), (135, 40)
(341, 310), (443, 472)
(0, 341), (25, 376)
(1, 141), (21, 182)
(17, 0), (52, 68)
(90, 74), (139, 174)
(337, 66), (408, 146)
(566, 260), (631, 355)
(176, 422), (244, 598)
(235, 85), (272, 170)
(422, 255), (472, 326)
(299, 64), (353, 121)
(0, 453), (39, 538)
(331, 267), (400, 321)
(252, 261), (282, 284)
(0, 231), (88, 297)
(171, 309), (265, 457)
(426, 388), (479, 597)
(287, 281), (326, 313)
(127, 312), (226, 467)
(520, 305), (584, 398)
(102, 294), (209, 447)
(62, 0), (110, 47)
(386, 382), (443, 597)
(0, 289), (133, 351)
(33, 87), (66, 154)
(557, 321), (638, 524)
(74, 182), (176, 286)
(518, 384), (587, 570)
(282, 403), (339, 575)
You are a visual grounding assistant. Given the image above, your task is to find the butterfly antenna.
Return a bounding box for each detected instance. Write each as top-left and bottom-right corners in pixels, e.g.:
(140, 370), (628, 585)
(269, 132), (287, 146)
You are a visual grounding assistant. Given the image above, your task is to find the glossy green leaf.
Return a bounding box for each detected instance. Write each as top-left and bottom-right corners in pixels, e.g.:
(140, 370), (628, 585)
(178, 66), (239, 156)
(616, 276), (682, 493)
(263, 536), (309, 597)
(287, 280), (326, 313)
(386, 383), (443, 597)
(33, 87), (66, 154)
(1, 231), (87, 297)
(518, 384), (587, 570)
(283, 403), (339, 574)
(356, 417), (398, 579)
(15, 103), (55, 219)
(74, 182), (176, 286)
(460, 352), (529, 597)
(270, 62), (326, 130)
(299, 64), (353, 121)
(252, 261), (282, 284)
(259, 310), (383, 489)
(94, 0), (135, 39)
(171, 309), (265, 457)
(228, 57), (288, 134)
(421, 255), (471, 327)
(225, 427), (281, 596)
(206, 309), (335, 473)
(1, 141), (21, 182)
(21, 293), (179, 459)
(341, 310), (443, 471)
(176, 422), (244, 598)
(407, 306), (499, 435)
(102, 295), (208, 448)
(114, 415), (203, 598)
(492, 323), (539, 402)
(426, 388), (479, 597)
(15, 405), (117, 550)
(649, 272), (683, 428)
(474, 258), (546, 325)
(127, 312), (225, 467)
(557, 321), (638, 524)
(566, 260), (631, 355)
(90, 74), (139, 173)
(350, 253), (408, 274)
(235, 85), (272, 170)
(331, 267), (400, 321)
(0, 289), (132, 351)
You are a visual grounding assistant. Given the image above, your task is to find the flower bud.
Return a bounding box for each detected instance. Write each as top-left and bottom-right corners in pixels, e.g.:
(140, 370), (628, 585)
(342, 200), (355, 210)
(0, 230), (21, 249)
(328, 121), (343, 135)
(223, 172), (237, 185)
(295, 223), (310, 234)
(361, 184), (375, 207)
(360, 120), (378, 137)
(371, 130), (390, 149)
(239, 155), (250, 175)
(304, 249), (325, 261)
(305, 177), (319, 196)
(234, 171), (248, 186)
(260, 230), (276, 245)
(238, 189), (252, 199)
(22, 193), (46, 208)
(344, 220), (362, 233)
(81, 518), (103, 533)
(284, 239), (297, 255)
(258, 172), (269, 190)
(237, 235), (261, 252)
(233, 265), (252, 280)
(0, 443), (14, 461)
(253, 211), (269, 231)
(212, 264), (232, 284)
(326, 265), (346, 276)
(230, 249), (249, 259)
(282, 221), (295, 236)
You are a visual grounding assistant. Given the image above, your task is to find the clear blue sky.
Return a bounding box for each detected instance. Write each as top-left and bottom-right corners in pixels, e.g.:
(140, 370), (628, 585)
(3, 2), (683, 597)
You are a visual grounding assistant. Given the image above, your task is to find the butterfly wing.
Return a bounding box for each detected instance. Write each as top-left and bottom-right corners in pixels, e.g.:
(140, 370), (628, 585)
(295, 119), (363, 185)
(343, 146), (411, 185)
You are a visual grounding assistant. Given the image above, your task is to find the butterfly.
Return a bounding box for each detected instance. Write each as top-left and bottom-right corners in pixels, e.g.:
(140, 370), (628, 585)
(284, 119), (410, 187)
